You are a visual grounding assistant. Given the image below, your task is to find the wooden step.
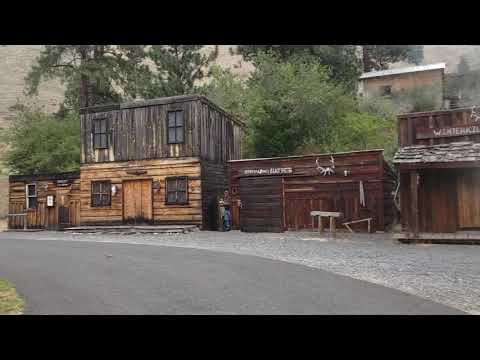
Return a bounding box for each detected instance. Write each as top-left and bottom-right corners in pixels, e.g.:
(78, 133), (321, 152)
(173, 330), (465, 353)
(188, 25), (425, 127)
(63, 225), (198, 234)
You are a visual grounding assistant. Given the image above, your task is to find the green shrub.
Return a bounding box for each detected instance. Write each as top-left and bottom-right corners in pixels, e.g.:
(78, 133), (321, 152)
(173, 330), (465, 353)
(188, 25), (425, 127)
(0, 103), (80, 175)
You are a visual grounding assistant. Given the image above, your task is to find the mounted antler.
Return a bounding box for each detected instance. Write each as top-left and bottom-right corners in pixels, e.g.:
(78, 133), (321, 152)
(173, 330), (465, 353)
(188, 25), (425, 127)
(316, 156), (335, 176)
(471, 106), (480, 123)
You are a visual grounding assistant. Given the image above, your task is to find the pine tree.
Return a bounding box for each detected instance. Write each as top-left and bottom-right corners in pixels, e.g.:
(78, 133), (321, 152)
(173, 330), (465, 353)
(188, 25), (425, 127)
(25, 45), (150, 109)
(361, 45), (424, 72)
(138, 45), (218, 98)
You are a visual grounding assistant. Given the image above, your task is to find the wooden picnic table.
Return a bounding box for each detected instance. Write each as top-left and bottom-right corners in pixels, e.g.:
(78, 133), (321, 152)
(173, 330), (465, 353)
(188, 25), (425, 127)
(310, 211), (343, 235)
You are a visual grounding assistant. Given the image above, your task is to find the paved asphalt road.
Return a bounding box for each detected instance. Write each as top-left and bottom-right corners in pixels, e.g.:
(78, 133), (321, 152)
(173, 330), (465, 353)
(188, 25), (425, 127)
(0, 237), (463, 314)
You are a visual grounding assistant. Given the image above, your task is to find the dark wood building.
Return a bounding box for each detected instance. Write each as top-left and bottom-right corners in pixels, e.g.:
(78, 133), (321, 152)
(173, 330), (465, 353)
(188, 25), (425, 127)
(79, 95), (243, 229)
(393, 106), (480, 243)
(8, 95), (244, 230)
(8, 171), (81, 230)
(228, 150), (396, 233)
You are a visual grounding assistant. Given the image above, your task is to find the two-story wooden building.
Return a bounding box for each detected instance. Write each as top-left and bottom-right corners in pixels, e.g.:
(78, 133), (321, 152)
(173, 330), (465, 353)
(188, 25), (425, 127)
(8, 95), (244, 230)
(393, 106), (480, 243)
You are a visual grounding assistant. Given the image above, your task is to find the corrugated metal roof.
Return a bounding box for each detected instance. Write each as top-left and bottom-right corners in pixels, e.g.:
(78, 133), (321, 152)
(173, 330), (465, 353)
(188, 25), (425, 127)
(359, 63), (446, 80)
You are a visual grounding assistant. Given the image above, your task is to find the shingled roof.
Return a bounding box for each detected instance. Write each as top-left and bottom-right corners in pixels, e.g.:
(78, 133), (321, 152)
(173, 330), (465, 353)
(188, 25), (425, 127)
(393, 141), (480, 164)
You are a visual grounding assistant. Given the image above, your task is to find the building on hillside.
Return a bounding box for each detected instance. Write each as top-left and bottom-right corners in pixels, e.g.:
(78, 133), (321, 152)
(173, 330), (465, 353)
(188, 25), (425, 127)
(393, 106), (480, 243)
(358, 63), (446, 112)
(228, 150), (396, 233)
(8, 95), (244, 230)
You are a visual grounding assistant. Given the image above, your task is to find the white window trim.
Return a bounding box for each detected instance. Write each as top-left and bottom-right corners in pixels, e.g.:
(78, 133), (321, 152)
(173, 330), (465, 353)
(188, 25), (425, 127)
(26, 183), (37, 209)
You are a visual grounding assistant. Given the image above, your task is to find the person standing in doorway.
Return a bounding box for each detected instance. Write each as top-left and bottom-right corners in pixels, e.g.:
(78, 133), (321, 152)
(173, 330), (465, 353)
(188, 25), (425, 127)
(220, 190), (232, 231)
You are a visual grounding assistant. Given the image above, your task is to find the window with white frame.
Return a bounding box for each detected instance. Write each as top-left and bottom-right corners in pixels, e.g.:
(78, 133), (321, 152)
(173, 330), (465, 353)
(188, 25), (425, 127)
(26, 184), (37, 209)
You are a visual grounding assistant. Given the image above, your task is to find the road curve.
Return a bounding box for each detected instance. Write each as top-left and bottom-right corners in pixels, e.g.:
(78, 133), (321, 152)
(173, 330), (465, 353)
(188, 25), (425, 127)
(0, 237), (463, 314)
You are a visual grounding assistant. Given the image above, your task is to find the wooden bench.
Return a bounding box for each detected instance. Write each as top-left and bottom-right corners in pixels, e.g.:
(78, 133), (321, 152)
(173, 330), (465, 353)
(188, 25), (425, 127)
(343, 218), (373, 233)
(310, 211), (343, 235)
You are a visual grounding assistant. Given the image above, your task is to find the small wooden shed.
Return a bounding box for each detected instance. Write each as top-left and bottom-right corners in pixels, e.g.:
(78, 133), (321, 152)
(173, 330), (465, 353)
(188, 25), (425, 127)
(8, 171), (81, 230)
(393, 107), (480, 243)
(228, 150), (396, 233)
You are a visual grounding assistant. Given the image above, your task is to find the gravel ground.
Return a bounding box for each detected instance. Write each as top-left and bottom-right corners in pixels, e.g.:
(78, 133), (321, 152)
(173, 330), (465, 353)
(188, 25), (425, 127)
(1, 230), (479, 314)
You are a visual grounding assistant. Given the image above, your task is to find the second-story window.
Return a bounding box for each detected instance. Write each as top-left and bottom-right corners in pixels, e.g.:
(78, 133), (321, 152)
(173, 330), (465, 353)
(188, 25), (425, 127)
(93, 118), (108, 149)
(167, 110), (184, 144)
(380, 85), (392, 97)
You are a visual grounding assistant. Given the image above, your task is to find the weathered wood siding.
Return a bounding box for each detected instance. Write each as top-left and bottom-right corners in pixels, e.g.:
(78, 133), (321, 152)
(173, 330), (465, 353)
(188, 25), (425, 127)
(196, 99), (242, 163)
(229, 150), (394, 232)
(239, 177), (283, 232)
(80, 96), (243, 164)
(201, 161), (228, 230)
(8, 172), (81, 229)
(80, 158), (202, 226)
(398, 107), (480, 147)
(400, 169), (480, 233)
(396, 107), (480, 237)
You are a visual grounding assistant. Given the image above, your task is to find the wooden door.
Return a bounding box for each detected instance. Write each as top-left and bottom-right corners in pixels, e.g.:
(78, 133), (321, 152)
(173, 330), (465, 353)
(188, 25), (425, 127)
(123, 179), (153, 224)
(457, 169), (480, 229)
(238, 176), (283, 232)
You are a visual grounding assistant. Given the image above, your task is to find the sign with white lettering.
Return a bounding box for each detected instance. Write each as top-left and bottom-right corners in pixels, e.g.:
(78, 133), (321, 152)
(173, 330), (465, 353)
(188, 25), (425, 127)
(242, 167), (293, 176)
(416, 124), (480, 140)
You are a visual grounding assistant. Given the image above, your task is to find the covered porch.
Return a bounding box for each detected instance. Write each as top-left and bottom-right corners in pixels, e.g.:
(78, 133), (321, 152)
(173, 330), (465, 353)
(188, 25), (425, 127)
(394, 141), (480, 243)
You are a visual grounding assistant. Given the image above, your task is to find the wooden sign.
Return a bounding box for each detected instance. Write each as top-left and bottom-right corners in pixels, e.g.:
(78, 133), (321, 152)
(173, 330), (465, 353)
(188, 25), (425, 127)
(416, 124), (480, 140)
(242, 167), (293, 176)
(126, 170), (147, 175)
(46, 195), (55, 207)
(55, 179), (71, 187)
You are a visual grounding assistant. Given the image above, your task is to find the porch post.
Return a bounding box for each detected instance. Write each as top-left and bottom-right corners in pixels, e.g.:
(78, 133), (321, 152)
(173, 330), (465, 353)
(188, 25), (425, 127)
(410, 171), (419, 238)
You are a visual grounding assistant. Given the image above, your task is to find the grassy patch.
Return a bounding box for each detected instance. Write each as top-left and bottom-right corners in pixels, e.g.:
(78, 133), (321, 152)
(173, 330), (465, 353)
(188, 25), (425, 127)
(0, 278), (24, 315)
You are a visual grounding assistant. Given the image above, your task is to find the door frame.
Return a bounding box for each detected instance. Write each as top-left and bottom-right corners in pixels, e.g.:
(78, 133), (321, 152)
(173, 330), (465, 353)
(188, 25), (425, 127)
(122, 178), (154, 224)
(238, 175), (284, 232)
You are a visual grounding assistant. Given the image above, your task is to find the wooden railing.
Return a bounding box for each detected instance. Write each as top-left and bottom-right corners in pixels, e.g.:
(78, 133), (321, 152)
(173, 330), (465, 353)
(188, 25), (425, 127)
(7, 213), (27, 230)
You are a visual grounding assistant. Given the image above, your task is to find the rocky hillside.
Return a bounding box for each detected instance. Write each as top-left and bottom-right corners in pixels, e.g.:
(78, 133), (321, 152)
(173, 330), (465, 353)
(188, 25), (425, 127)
(390, 45), (480, 73)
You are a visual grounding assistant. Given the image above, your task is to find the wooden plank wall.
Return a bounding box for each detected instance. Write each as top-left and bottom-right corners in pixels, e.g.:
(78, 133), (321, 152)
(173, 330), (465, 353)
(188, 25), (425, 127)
(197, 99), (242, 163)
(81, 98), (243, 165)
(79, 158), (203, 226)
(398, 107), (480, 147)
(401, 170), (459, 233)
(229, 150), (394, 232)
(201, 161), (228, 230)
(457, 169), (480, 229)
(239, 177), (283, 232)
(8, 177), (81, 229)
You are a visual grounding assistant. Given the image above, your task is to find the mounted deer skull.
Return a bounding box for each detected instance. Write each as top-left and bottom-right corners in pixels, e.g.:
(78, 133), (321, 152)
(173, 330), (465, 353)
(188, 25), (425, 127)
(316, 156), (335, 176)
(471, 106), (480, 123)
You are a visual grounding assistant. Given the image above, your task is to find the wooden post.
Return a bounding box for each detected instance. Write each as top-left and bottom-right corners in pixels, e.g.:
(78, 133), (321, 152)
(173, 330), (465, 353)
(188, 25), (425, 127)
(330, 216), (336, 236)
(410, 171), (419, 238)
(319, 215), (323, 233)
